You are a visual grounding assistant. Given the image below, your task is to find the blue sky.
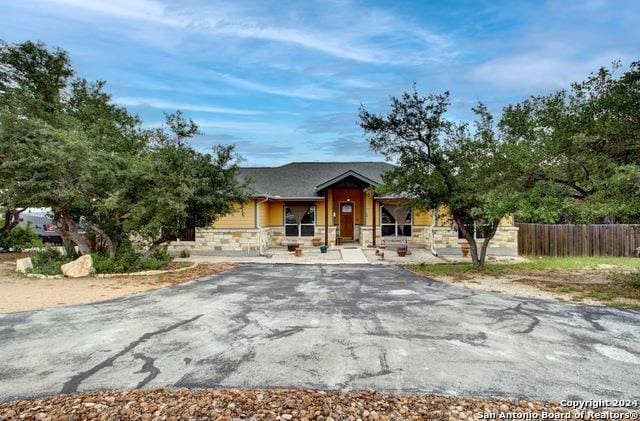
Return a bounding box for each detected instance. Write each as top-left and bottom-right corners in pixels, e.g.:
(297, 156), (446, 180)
(2, 0), (639, 166)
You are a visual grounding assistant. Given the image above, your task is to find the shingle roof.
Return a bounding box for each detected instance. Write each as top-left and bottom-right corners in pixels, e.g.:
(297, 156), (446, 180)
(238, 161), (395, 198)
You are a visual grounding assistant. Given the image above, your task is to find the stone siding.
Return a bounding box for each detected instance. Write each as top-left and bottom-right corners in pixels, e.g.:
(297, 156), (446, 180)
(359, 226), (430, 248)
(266, 225), (337, 248)
(432, 226), (519, 256)
(168, 228), (260, 256)
(166, 224), (518, 257)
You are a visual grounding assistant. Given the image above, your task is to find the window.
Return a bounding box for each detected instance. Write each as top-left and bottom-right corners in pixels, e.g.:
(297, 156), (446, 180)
(284, 206), (315, 237)
(380, 206), (412, 236)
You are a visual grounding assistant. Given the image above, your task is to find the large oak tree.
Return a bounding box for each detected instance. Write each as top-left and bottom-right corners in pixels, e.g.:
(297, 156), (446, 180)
(360, 90), (514, 266)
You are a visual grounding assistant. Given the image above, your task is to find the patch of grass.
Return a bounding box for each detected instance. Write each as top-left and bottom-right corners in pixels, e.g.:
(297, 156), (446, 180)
(625, 274), (640, 288)
(410, 257), (640, 310)
(410, 256), (640, 277)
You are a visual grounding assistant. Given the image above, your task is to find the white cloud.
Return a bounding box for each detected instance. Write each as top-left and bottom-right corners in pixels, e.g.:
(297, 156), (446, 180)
(141, 119), (296, 134)
(114, 97), (262, 115)
(42, 0), (186, 26)
(34, 0), (454, 65)
(205, 71), (337, 100)
(470, 52), (626, 92)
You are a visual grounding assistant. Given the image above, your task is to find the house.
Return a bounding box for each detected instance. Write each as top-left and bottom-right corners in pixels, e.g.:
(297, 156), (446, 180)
(168, 162), (518, 256)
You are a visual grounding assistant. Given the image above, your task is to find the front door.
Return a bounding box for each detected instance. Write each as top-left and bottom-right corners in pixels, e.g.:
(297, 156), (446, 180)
(340, 202), (354, 239)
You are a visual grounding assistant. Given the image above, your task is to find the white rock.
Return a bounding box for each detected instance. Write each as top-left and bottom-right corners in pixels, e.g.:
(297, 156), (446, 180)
(16, 257), (33, 273)
(61, 255), (94, 278)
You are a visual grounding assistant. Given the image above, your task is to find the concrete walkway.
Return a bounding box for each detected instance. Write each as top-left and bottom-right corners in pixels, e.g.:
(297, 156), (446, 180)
(340, 247), (368, 263)
(1, 264), (639, 401)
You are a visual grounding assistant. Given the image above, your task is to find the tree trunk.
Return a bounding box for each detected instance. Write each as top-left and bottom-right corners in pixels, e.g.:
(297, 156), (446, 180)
(55, 210), (92, 255)
(478, 221), (500, 266)
(86, 221), (116, 258)
(454, 214), (480, 267)
(142, 236), (168, 259)
(1, 208), (25, 234)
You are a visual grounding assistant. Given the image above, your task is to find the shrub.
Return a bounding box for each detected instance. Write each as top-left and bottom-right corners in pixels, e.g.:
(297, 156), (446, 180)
(91, 247), (172, 274)
(30, 247), (71, 275)
(0, 223), (43, 252)
(179, 249), (190, 258)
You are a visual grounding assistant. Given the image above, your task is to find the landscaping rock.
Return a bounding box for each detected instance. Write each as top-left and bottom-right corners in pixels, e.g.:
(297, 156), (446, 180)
(15, 257), (33, 273)
(0, 388), (580, 420)
(60, 255), (94, 278)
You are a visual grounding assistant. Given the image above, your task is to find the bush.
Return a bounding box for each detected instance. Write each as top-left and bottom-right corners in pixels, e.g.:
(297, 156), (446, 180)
(179, 249), (190, 258)
(30, 247), (71, 275)
(0, 223), (43, 252)
(91, 247), (172, 274)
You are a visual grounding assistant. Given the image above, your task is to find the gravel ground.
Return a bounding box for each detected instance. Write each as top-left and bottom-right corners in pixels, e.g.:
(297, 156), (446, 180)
(0, 388), (576, 420)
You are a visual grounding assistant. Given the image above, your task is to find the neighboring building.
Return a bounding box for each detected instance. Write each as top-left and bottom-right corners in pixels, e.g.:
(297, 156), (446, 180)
(18, 208), (63, 245)
(167, 162), (518, 256)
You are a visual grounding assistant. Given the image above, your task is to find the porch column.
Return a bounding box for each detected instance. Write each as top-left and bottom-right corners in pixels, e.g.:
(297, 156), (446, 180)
(324, 190), (329, 245)
(372, 194), (376, 246)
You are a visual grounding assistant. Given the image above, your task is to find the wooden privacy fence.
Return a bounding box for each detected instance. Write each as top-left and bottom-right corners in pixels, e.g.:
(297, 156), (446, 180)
(517, 223), (640, 257)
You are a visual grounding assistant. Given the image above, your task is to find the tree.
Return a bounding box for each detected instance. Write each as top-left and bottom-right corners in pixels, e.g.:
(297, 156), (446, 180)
(129, 112), (248, 258)
(0, 40), (247, 260)
(360, 90), (513, 267)
(499, 61), (640, 223)
(0, 40), (74, 235)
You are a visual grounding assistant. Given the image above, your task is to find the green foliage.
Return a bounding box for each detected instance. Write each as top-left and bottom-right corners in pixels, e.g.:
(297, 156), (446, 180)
(1, 40), (246, 258)
(412, 256), (640, 276)
(91, 247), (172, 274)
(30, 247), (71, 275)
(179, 249), (191, 258)
(499, 61), (640, 223)
(627, 274), (640, 288)
(0, 223), (43, 252)
(359, 90), (513, 266)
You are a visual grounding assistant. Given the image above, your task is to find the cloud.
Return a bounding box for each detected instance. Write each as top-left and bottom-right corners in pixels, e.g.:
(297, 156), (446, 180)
(193, 134), (294, 157)
(206, 71), (338, 100)
(42, 0), (185, 26)
(114, 96), (263, 115)
(35, 0), (454, 65)
(469, 52), (627, 92)
(320, 136), (376, 157)
(298, 113), (360, 134)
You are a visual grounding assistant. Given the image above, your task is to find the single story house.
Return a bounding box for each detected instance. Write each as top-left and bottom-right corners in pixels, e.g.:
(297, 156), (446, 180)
(168, 162), (518, 256)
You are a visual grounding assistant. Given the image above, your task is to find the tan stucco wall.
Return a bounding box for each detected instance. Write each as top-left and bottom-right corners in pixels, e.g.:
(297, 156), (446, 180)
(212, 201), (255, 228)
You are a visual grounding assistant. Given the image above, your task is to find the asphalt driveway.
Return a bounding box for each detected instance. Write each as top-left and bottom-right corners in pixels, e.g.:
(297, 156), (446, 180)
(1, 264), (639, 401)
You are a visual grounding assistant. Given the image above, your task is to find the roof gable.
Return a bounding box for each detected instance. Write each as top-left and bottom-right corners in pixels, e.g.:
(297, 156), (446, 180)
(315, 170), (378, 191)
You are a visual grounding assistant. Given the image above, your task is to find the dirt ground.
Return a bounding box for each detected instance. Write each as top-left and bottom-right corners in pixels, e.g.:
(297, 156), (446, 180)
(430, 267), (640, 308)
(0, 253), (234, 313)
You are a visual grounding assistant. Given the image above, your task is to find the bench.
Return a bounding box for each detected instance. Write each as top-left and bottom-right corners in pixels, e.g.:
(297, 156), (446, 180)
(281, 239), (300, 252)
(382, 236), (409, 250)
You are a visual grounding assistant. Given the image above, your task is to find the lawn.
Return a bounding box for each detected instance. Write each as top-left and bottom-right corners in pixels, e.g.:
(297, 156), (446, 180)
(409, 257), (640, 310)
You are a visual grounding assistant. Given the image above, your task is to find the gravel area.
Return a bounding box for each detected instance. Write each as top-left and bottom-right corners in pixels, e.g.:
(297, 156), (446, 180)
(0, 388), (576, 420)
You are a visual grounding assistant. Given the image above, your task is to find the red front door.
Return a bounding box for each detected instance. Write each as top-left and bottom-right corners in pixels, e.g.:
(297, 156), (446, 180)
(340, 203), (354, 239)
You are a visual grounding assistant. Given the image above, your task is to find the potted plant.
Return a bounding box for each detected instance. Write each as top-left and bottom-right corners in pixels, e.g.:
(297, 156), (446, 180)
(460, 241), (470, 257)
(320, 244), (328, 253)
(397, 246), (408, 257)
(312, 237), (322, 247)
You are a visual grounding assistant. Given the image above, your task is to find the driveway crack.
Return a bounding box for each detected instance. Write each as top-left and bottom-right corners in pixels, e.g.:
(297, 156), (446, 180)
(133, 353), (160, 389)
(61, 314), (203, 394)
